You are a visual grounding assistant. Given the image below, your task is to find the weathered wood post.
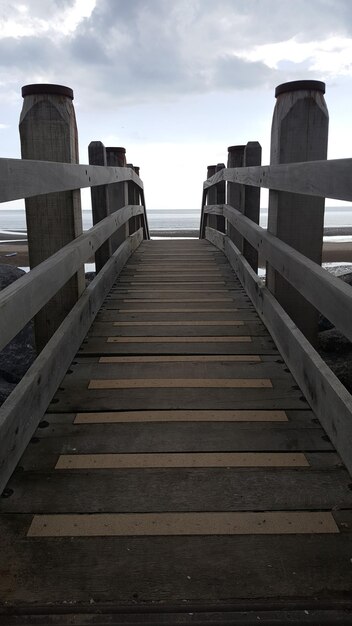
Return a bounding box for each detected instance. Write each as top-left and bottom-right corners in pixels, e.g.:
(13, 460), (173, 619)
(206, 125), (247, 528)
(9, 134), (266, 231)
(242, 142), (261, 272)
(267, 80), (329, 345)
(106, 147), (129, 250)
(206, 165), (217, 229)
(227, 143), (261, 271)
(19, 83), (85, 352)
(127, 163), (139, 235)
(88, 141), (111, 273)
(215, 163), (226, 233)
(227, 145), (245, 248)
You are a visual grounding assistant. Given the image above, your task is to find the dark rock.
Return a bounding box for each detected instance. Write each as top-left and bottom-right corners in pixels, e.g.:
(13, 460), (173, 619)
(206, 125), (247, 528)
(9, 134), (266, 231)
(0, 264), (37, 405)
(85, 271), (96, 285)
(318, 328), (352, 354)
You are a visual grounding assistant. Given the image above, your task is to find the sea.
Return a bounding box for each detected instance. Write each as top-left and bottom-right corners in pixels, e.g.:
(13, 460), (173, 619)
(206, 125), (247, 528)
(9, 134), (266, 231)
(1, 206), (352, 275)
(1, 206), (352, 237)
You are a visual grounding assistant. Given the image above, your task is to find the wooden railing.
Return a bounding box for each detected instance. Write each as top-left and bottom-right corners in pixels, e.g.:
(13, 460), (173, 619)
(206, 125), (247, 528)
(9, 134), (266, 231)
(0, 84), (149, 492)
(200, 80), (352, 476)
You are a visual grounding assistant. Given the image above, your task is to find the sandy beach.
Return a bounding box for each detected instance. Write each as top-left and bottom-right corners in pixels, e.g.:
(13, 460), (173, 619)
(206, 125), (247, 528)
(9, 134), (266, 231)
(1, 239), (352, 269)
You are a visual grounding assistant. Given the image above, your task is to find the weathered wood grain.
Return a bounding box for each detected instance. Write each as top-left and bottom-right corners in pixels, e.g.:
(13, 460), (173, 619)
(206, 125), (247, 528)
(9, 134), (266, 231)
(203, 157), (352, 202)
(205, 204), (352, 344)
(209, 233), (352, 477)
(0, 158), (143, 202)
(0, 206), (144, 352)
(0, 230), (143, 494)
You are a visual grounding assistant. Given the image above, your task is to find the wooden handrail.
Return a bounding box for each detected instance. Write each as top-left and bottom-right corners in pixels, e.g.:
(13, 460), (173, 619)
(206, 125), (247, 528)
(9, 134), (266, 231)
(0, 204), (144, 352)
(203, 158), (352, 202)
(0, 158), (143, 203)
(204, 203), (352, 343)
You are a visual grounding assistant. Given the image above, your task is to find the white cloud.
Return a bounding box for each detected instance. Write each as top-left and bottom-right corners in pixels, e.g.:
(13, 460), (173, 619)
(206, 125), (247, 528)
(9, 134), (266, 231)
(0, 0), (96, 39)
(239, 35), (352, 77)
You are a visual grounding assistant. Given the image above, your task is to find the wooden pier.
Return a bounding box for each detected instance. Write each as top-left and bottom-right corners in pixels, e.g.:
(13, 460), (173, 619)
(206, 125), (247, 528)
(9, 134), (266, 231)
(1, 81), (352, 623)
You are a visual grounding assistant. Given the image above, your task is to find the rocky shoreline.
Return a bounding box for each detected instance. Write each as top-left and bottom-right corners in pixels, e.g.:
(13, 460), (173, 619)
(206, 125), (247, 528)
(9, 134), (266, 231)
(0, 263), (351, 406)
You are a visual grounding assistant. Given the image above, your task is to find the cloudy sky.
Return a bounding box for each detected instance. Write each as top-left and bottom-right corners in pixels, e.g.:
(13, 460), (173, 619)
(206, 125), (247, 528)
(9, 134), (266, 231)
(1, 0), (352, 211)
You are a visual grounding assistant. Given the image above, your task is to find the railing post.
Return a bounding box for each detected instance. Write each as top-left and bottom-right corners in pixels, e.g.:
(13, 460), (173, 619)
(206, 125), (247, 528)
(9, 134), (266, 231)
(88, 140), (111, 273)
(206, 165), (217, 230)
(127, 163), (139, 235)
(267, 80), (329, 345)
(215, 163), (226, 233)
(242, 142), (262, 272)
(227, 145), (245, 249)
(19, 83), (85, 353)
(106, 146), (129, 250)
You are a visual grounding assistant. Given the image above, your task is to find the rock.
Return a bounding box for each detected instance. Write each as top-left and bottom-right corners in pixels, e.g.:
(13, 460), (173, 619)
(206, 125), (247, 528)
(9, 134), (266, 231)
(0, 264), (36, 405)
(85, 271), (96, 285)
(318, 328), (352, 354)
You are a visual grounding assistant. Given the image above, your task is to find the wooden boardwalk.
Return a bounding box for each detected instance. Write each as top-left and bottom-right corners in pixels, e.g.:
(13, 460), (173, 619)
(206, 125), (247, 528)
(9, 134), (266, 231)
(1, 239), (352, 624)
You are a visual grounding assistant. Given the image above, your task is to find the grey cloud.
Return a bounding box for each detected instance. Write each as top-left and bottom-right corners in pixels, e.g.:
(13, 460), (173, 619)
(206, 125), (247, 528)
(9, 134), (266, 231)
(1, 0), (352, 107)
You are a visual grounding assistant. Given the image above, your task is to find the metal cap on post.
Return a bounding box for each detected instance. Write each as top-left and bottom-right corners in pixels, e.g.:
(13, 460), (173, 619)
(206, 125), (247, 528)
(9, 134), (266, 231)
(267, 79), (329, 345)
(19, 83), (85, 352)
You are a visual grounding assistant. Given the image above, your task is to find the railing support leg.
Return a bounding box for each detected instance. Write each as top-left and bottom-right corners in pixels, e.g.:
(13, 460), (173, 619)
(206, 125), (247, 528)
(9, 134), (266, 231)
(227, 145), (245, 249)
(106, 147), (129, 250)
(215, 163), (226, 233)
(88, 141), (111, 273)
(267, 80), (329, 345)
(206, 165), (217, 230)
(19, 83), (85, 352)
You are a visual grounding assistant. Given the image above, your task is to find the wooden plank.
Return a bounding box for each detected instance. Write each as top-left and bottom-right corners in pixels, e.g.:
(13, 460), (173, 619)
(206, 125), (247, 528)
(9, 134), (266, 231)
(0, 230), (143, 494)
(79, 336), (278, 355)
(97, 310), (259, 321)
(106, 336), (252, 343)
(48, 386), (308, 411)
(0, 158), (143, 203)
(4, 468), (349, 513)
(203, 157), (352, 202)
(2, 515), (352, 608)
(88, 378), (273, 389)
(55, 452), (308, 469)
(213, 233), (352, 477)
(27, 511), (337, 537)
(92, 322), (266, 337)
(0, 205), (144, 352)
(205, 203), (352, 344)
(98, 355), (261, 362)
(111, 321), (245, 326)
(74, 409), (287, 422)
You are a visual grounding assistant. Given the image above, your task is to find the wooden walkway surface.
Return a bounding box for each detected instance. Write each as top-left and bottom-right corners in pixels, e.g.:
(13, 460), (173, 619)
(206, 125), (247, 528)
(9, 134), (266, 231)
(1, 239), (352, 624)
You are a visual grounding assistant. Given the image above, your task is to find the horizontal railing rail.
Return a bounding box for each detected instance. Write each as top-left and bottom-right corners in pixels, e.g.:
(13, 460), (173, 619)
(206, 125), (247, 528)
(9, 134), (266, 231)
(0, 204), (144, 353)
(0, 158), (143, 203)
(204, 157), (352, 202)
(204, 203), (352, 344)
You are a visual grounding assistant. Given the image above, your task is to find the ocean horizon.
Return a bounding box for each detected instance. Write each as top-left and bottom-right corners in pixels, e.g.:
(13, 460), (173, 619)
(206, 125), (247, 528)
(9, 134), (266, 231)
(1, 206), (352, 234)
